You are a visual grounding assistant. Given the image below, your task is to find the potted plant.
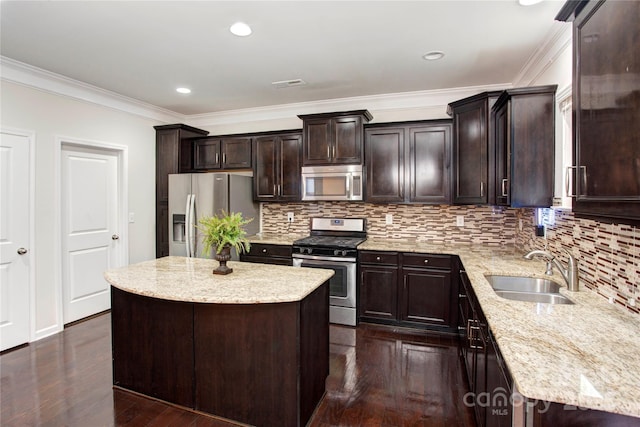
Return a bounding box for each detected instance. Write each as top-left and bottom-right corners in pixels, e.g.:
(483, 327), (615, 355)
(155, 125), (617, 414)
(198, 211), (253, 275)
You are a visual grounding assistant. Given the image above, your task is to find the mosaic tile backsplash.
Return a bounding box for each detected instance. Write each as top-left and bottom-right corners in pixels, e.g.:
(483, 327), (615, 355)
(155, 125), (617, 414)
(261, 202), (639, 315)
(516, 208), (639, 315)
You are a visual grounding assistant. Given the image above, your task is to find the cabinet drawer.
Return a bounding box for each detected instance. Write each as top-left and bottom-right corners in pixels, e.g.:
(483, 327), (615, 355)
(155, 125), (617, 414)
(402, 253), (451, 270)
(246, 243), (292, 258)
(359, 251), (398, 265)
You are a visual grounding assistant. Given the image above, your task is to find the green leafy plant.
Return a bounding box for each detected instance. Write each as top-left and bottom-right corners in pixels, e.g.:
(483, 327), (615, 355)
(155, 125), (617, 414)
(198, 211), (253, 256)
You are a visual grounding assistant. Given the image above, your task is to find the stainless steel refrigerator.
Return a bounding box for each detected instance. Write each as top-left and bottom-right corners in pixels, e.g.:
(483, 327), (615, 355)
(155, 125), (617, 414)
(168, 173), (259, 259)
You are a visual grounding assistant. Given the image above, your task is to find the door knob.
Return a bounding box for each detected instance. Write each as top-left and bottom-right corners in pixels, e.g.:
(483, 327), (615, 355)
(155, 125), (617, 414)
(112, 234), (120, 240)
(17, 248), (28, 255)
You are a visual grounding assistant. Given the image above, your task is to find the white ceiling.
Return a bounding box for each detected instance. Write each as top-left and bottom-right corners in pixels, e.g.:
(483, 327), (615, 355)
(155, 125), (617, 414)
(0, 1), (566, 116)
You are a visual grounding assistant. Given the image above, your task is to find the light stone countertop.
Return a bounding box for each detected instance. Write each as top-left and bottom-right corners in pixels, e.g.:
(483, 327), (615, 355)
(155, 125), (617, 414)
(246, 233), (304, 246)
(360, 238), (640, 419)
(104, 256), (334, 304)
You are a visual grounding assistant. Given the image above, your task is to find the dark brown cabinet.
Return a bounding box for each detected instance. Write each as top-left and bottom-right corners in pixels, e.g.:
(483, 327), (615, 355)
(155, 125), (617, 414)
(193, 137), (251, 170)
(493, 86), (557, 207)
(400, 253), (455, 329)
(239, 243), (292, 266)
(365, 120), (452, 204)
(253, 132), (302, 202)
(557, 0), (640, 224)
(359, 251), (399, 322)
(154, 124), (209, 258)
(299, 110), (372, 166)
(448, 92), (501, 205)
(359, 251), (457, 332)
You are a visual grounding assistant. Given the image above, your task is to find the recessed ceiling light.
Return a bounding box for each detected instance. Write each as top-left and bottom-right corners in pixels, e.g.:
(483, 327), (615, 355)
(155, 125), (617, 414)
(176, 87), (191, 94)
(422, 51), (445, 61)
(230, 22), (252, 37)
(518, 0), (543, 5)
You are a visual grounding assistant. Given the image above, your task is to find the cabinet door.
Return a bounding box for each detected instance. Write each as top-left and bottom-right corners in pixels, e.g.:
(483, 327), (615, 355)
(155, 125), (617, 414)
(221, 137), (251, 169)
(333, 116), (362, 164)
(279, 133), (302, 201)
(193, 138), (221, 170)
(253, 136), (277, 200)
(365, 127), (405, 203)
(485, 334), (512, 427)
(460, 272), (475, 393)
(409, 124), (451, 204)
(453, 101), (489, 204)
(302, 118), (332, 165)
(572, 0), (640, 222)
(400, 268), (453, 327)
(359, 265), (398, 321)
(494, 103), (510, 206)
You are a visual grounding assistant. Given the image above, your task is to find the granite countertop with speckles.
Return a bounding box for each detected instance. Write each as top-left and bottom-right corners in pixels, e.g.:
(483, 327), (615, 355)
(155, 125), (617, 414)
(246, 233), (304, 246)
(360, 238), (640, 418)
(104, 256), (333, 304)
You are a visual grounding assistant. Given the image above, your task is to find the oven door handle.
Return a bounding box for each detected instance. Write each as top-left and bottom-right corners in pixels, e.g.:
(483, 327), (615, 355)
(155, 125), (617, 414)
(292, 254), (357, 263)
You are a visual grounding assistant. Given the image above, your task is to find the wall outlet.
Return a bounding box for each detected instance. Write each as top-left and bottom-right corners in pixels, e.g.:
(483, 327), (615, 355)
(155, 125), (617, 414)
(287, 212), (294, 223)
(385, 214), (393, 225)
(456, 215), (464, 227)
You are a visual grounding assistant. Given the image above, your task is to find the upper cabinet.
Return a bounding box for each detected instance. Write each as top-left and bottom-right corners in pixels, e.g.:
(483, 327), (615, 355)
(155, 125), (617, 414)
(365, 120), (452, 204)
(557, 0), (640, 224)
(154, 124), (209, 258)
(493, 85), (557, 207)
(193, 136), (252, 170)
(299, 110), (372, 166)
(253, 131), (302, 202)
(448, 92), (502, 205)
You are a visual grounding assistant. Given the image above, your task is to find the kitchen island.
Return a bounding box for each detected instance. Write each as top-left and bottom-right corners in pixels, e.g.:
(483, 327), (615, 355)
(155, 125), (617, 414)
(104, 256), (334, 427)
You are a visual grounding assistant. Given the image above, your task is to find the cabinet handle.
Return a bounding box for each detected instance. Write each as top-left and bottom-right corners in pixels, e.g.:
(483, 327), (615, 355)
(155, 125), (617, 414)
(278, 184), (281, 196)
(273, 184), (277, 196)
(423, 259), (429, 264)
(376, 256), (381, 261)
(223, 153), (226, 164)
(458, 294), (466, 298)
(480, 182), (485, 198)
(216, 153), (219, 164)
(501, 179), (508, 197)
(565, 166), (577, 198)
(332, 145), (336, 159)
(262, 249), (267, 253)
(327, 146), (331, 160)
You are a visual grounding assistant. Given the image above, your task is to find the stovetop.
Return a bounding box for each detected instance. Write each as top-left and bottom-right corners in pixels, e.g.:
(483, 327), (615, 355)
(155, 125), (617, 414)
(293, 235), (366, 249)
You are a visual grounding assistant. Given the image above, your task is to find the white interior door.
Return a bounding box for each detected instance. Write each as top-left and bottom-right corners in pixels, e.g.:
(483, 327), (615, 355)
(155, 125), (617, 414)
(61, 145), (119, 324)
(0, 131), (31, 351)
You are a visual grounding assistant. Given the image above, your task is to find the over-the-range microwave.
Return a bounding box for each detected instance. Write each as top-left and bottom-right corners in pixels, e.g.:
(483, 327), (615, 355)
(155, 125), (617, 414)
(301, 165), (363, 201)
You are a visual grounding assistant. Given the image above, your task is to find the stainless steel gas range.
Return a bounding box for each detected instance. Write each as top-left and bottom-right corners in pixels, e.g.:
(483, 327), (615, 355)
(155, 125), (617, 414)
(292, 218), (366, 326)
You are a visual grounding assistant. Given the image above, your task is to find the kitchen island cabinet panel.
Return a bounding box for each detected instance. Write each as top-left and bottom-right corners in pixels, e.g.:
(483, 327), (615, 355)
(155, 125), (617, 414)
(111, 287), (195, 408)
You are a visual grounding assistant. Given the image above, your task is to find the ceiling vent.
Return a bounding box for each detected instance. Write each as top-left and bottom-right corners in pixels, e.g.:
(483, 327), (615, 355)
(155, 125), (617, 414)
(271, 79), (307, 89)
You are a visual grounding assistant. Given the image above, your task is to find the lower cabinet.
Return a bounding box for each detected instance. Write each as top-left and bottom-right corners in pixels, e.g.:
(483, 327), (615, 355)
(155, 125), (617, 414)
(240, 243), (292, 266)
(359, 251), (457, 332)
(459, 269), (512, 427)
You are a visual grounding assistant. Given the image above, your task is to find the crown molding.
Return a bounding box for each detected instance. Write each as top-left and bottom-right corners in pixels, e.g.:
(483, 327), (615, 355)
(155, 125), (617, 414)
(512, 22), (572, 87)
(185, 83), (512, 127)
(1, 56), (185, 124)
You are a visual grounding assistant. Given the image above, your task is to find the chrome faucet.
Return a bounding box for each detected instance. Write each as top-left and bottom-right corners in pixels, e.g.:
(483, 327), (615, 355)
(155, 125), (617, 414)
(524, 249), (579, 292)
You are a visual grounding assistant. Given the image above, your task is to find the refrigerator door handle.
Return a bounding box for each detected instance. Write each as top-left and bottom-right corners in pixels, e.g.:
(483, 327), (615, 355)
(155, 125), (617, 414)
(189, 193), (197, 257)
(184, 194), (192, 257)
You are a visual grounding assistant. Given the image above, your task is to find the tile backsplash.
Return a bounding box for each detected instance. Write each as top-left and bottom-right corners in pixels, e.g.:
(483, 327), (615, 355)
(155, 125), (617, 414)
(516, 208), (639, 315)
(261, 202), (639, 315)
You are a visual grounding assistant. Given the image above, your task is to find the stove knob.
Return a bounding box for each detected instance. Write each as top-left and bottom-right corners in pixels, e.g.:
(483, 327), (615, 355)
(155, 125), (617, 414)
(307, 248), (313, 255)
(341, 250), (348, 256)
(334, 249), (340, 256)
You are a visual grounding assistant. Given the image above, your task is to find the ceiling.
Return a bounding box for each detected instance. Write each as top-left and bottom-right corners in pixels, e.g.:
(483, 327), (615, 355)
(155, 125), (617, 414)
(0, 1), (566, 116)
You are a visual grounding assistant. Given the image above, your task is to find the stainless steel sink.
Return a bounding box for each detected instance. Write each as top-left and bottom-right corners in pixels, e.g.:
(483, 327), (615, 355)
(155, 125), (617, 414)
(485, 275), (561, 294)
(494, 290), (574, 305)
(485, 275), (574, 305)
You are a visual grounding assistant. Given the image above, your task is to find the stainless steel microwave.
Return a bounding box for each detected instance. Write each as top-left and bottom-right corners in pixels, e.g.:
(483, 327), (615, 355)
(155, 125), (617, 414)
(301, 165), (363, 201)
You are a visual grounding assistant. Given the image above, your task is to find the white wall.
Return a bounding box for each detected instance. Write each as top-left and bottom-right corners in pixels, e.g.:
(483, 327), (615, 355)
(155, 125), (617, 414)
(1, 81), (158, 338)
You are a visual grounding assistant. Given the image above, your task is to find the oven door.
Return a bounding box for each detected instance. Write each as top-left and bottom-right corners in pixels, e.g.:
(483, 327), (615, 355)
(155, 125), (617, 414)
(292, 255), (356, 308)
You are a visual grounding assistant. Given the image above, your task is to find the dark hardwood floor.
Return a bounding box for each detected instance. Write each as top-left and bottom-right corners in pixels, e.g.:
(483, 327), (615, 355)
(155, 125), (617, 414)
(1, 313), (474, 427)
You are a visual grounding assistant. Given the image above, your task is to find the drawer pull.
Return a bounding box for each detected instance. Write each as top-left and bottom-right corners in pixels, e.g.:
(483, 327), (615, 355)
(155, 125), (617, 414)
(376, 256), (381, 261)
(424, 259), (429, 264)
(262, 249), (267, 253)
